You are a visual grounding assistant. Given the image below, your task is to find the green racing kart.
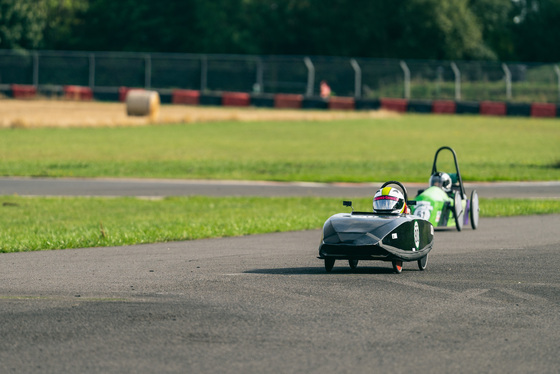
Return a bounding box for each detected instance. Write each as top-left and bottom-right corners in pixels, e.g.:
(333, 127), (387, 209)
(411, 146), (479, 231)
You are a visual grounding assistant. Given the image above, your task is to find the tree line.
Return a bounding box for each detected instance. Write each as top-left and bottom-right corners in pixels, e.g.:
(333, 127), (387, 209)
(1, 0), (559, 63)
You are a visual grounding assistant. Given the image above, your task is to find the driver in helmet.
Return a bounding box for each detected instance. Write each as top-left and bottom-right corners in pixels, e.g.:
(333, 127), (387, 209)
(429, 172), (452, 193)
(373, 186), (410, 214)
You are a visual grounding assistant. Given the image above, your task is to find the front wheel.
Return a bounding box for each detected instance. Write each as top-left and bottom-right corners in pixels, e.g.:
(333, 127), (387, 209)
(417, 254), (428, 271)
(348, 259), (359, 270)
(392, 260), (403, 274)
(470, 190), (479, 230)
(325, 258), (335, 272)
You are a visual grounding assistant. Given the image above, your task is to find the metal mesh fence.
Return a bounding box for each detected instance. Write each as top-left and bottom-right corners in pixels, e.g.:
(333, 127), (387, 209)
(0, 49), (558, 102)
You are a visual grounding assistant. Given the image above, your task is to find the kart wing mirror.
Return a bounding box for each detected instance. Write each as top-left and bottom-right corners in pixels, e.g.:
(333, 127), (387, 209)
(343, 200), (354, 212)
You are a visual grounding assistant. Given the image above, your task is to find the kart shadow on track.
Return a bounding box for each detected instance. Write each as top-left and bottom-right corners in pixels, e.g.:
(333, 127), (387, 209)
(244, 266), (399, 275)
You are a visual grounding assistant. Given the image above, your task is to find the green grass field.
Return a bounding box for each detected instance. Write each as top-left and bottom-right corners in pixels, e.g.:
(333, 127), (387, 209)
(1, 112), (559, 252)
(1, 195), (559, 253)
(1, 113), (559, 182)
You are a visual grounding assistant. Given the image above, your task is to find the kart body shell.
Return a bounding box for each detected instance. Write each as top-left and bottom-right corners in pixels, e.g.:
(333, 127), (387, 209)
(318, 181), (434, 273)
(412, 185), (465, 228)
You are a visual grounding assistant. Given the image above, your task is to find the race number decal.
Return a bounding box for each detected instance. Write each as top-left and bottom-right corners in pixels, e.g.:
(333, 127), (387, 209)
(413, 201), (432, 221)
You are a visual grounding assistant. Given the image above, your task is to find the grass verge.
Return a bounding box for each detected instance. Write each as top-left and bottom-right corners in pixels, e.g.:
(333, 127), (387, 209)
(1, 196), (559, 253)
(1, 114), (559, 182)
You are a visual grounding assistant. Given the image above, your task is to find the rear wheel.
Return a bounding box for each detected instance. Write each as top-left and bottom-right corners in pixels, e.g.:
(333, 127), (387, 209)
(325, 258), (335, 272)
(453, 193), (464, 232)
(392, 260), (403, 274)
(470, 190), (479, 230)
(417, 254), (428, 270)
(348, 259), (359, 270)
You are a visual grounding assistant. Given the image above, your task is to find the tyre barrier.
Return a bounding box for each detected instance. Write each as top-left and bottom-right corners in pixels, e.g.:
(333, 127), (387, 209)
(479, 101), (506, 116)
(11, 84), (37, 99)
(222, 92), (251, 107)
(63, 85), (93, 101)
(199, 93), (223, 106)
(251, 94), (275, 107)
(355, 98), (381, 110)
(407, 99), (432, 113)
(328, 96), (355, 110)
(172, 89), (200, 105)
(6, 85), (558, 119)
(159, 91), (173, 104)
(126, 90), (160, 120)
(530, 103), (557, 118)
(455, 101), (480, 114)
(432, 100), (456, 114)
(302, 96), (328, 109)
(380, 98), (408, 112)
(506, 102), (531, 117)
(274, 94), (303, 109)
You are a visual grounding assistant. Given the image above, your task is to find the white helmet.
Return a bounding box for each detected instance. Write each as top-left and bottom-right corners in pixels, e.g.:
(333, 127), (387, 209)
(373, 187), (406, 214)
(429, 172), (452, 192)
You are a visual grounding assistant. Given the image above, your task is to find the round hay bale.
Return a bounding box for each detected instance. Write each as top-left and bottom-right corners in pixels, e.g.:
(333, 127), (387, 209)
(126, 90), (160, 120)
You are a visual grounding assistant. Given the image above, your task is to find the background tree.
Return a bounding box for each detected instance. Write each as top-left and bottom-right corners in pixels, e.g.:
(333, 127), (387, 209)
(469, 0), (516, 60)
(43, 0), (89, 50)
(0, 0), (48, 49)
(390, 0), (496, 60)
(511, 0), (560, 62)
(245, 0), (496, 60)
(59, 0), (252, 53)
(3, 0), (556, 63)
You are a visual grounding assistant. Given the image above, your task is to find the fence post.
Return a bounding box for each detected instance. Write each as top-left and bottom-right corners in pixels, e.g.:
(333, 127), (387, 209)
(451, 62), (461, 101)
(350, 58), (361, 98)
(200, 55), (208, 91)
(145, 54), (152, 89)
(255, 57), (264, 93)
(436, 66), (443, 97)
(502, 63), (511, 100)
(33, 52), (39, 87)
(554, 65), (560, 102)
(304, 57), (315, 97)
(399, 60), (410, 99)
(89, 53), (96, 88)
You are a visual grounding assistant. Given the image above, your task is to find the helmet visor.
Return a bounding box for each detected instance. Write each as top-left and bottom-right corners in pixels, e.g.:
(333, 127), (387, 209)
(374, 195), (398, 211)
(430, 175), (441, 187)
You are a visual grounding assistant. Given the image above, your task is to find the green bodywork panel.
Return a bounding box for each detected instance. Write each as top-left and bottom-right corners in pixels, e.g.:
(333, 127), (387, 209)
(411, 186), (464, 227)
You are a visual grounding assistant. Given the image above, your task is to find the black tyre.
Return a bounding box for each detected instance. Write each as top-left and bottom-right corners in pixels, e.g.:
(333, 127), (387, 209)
(453, 193), (464, 232)
(325, 258), (335, 272)
(417, 254), (428, 271)
(392, 260), (403, 274)
(470, 190), (479, 230)
(348, 259), (359, 270)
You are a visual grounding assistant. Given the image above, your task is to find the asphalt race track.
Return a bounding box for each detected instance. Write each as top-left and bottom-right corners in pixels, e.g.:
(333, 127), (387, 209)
(0, 177), (559, 373)
(1, 176), (560, 198)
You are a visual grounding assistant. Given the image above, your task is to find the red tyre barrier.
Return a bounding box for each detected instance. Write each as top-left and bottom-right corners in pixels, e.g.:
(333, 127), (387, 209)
(80, 87), (93, 100)
(11, 84), (37, 99)
(432, 100), (456, 114)
(172, 89), (200, 105)
(63, 85), (93, 100)
(328, 96), (355, 110)
(64, 85), (80, 100)
(530, 103), (556, 118)
(222, 92), (251, 107)
(479, 101), (506, 116)
(119, 87), (131, 102)
(274, 94), (303, 109)
(380, 98), (408, 113)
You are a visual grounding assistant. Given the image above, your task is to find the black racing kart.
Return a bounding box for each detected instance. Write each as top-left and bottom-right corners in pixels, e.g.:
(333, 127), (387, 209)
(318, 181), (434, 274)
